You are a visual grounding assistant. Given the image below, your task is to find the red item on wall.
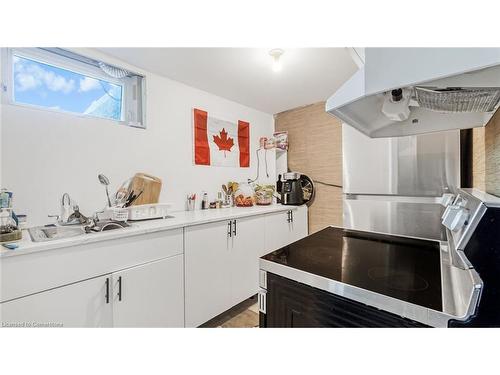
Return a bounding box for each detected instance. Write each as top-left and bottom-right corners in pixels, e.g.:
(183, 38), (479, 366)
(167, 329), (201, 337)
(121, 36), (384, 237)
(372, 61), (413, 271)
(238, 120), (250, 167)
(193, 108), (250, 168)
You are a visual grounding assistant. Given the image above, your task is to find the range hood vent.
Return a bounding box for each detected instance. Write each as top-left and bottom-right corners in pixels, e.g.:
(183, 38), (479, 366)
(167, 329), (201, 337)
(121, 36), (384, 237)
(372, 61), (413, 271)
(415, 87), (500, 113)
(326, 48), (500, 138)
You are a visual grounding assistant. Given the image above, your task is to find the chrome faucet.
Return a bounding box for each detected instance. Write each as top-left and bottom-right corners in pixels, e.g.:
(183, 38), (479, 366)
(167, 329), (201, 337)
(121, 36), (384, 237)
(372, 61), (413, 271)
(48, 193), (89, 225)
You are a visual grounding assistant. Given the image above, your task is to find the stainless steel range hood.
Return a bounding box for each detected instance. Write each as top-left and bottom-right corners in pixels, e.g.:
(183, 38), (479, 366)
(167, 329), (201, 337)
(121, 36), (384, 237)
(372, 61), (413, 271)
(326, 48), (500, 138)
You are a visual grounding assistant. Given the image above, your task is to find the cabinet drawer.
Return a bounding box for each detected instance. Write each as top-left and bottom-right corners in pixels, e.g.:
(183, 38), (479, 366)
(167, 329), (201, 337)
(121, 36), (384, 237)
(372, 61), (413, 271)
(112, 255), (184, 328)
(185, 221), (231, 327)
(264, 211), (292, 253)
(1, 229), (183, 302)
(1, 274), (112, 328)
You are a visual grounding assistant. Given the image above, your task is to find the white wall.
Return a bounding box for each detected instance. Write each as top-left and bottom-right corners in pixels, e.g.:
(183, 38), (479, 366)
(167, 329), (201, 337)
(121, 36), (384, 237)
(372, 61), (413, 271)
(1, 48), (275, 226)
(342, 123), (395, 194)
(0, 51), (3, 189)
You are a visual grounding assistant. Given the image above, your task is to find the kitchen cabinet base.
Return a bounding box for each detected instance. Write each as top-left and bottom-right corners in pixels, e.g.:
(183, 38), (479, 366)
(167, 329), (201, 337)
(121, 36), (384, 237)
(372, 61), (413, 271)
(260, 273), (428, 328)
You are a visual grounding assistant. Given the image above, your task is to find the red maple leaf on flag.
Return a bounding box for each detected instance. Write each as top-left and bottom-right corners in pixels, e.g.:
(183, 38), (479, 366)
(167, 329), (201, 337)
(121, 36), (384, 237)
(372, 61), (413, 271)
(213, 128), (234, 157)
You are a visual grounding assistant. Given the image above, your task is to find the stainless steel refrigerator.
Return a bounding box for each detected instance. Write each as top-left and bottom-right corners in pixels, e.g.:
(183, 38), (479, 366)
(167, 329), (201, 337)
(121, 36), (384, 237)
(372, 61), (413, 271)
(342, 124), (460, 241)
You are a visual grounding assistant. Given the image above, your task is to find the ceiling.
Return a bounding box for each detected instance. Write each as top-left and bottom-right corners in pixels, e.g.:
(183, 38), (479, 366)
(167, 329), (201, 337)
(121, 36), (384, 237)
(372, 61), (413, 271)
(98, 48), (358, 114)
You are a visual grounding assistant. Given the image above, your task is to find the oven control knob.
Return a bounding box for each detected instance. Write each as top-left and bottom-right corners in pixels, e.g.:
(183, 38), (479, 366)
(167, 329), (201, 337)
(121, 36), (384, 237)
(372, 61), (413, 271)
(442, 205), (470, 232)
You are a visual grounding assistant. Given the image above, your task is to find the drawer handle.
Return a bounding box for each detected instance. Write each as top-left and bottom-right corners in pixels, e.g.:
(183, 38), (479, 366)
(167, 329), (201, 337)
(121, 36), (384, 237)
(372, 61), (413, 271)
(105, 277), (110, 304)
(118, 276), (122, 301)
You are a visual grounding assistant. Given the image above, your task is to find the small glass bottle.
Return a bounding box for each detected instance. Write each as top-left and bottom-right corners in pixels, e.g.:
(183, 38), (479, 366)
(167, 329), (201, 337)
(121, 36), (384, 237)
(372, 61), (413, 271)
(0, 189), (12, 209)
(201, 192), (209, 210)
(0, 209), (17, 234)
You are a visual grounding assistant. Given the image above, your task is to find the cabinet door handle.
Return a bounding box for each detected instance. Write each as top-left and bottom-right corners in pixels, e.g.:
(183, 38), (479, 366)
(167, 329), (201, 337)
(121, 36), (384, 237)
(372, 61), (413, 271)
(117, 276), (122, 301)
(105, 277), (110, 304)
(290, 211), (294, 223)
(233, 220), (237, 236)
(287, 210), (291, 223)
(227, 220), (232, 237)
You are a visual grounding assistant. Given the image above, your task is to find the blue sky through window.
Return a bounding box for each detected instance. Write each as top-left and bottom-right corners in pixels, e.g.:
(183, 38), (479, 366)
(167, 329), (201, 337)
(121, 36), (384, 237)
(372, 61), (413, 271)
(13, 55), (123, 121)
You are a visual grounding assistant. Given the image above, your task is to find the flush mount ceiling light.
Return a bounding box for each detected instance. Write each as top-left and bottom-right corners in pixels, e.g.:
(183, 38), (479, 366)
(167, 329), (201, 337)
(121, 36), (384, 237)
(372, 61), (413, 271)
(269, 49), (284, 72)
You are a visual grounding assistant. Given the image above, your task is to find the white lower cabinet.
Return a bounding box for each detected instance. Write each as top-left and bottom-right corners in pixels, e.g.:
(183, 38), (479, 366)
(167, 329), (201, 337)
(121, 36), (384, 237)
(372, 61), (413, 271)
(264, 205), (308, 252)
(184, 220), (232, 328)
(1, 208), (308, 328)
(1, 275), (112, 328)
(264, 211), (292, 252)
(112, 255), (184, 328)
(1, 255), (184, 328)
(184, 216), (265, 327)
(230, 216), (265, 306)
(289, 205), (309, 243)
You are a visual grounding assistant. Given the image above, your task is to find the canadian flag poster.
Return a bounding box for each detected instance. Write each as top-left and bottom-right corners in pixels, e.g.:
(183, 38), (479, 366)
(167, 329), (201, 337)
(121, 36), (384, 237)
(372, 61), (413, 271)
(193, 108), (250, 167)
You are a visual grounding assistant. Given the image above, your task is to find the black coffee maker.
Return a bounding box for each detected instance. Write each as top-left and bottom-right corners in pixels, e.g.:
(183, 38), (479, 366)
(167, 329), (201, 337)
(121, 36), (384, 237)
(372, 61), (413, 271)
(277, 172), (315, 206)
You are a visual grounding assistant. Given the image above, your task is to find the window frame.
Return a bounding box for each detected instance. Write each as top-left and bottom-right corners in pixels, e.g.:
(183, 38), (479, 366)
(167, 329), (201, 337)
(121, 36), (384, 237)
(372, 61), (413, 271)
(1, 48), (146, 128)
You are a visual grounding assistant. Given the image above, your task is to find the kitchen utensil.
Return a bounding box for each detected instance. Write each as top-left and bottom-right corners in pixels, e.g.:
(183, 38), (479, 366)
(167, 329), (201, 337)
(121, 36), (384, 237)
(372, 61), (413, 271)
(131, 190), (143, 205)
(126, 203), (171, 221)
(124, 190), (143, 207)
(129, 173), (162, 206)
(228, 182), (238, 194)
(98, 174), (112, 207)
(187, 194), (196, 211)
(114, 189), (128, 207)
(114, 178), (132, 206)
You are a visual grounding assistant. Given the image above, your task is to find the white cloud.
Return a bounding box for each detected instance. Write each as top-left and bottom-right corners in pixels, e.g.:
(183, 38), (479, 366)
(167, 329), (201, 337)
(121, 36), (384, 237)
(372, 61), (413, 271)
(14, 59), (75, 94)
(16, 73), (38, 91)
(79, 77), (100, 92)
(44, 71), (75, 93)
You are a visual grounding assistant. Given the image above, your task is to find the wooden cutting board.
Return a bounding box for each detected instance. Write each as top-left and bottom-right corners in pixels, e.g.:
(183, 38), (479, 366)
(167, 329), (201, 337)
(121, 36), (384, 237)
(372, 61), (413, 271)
(129, 173), (162, 206)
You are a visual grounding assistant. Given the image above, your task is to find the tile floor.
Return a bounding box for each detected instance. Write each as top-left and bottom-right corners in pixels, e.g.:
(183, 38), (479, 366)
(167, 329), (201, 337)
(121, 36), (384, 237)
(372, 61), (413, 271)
(200, 296), (259, 328)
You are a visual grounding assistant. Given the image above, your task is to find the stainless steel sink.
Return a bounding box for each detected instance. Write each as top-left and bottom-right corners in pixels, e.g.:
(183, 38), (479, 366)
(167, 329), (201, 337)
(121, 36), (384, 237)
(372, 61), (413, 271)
(28, 225), (85, 242)
(87, 220), (130, 232)
(29, 220), (131, 242)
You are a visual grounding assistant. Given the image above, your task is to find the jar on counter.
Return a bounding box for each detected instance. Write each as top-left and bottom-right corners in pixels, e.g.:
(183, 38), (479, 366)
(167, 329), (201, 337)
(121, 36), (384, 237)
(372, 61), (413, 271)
(0, 209), (17, 234)
(234, 181), (256, 207)
(254, 184), (275, 205)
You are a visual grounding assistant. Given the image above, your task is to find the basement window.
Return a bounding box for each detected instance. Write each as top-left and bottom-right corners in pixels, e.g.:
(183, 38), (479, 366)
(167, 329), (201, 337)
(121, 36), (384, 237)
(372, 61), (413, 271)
(1, 48), (146, 128)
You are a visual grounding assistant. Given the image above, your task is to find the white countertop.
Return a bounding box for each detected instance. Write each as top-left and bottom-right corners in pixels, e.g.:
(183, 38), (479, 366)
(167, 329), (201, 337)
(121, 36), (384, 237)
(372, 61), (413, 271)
(1, 205), (296, 258)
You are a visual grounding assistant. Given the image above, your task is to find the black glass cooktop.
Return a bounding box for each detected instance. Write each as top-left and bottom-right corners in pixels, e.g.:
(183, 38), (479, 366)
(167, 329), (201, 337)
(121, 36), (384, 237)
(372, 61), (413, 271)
(262, 227), (442, 311)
